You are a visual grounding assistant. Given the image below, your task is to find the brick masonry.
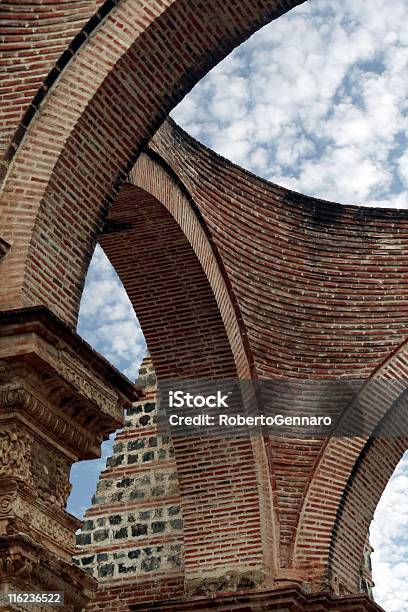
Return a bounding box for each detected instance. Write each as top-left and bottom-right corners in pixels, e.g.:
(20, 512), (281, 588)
(75, 354), (376, 610)
(119, 118), (405, 598)
(128, 586), (383, 611)
(0, 0), (405, 609)
(99, 184), (275, 594)
(0, 0), (304, 321)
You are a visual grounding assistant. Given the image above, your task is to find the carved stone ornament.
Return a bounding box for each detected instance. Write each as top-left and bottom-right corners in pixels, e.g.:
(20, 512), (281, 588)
(0, 385), (96, 459)
(0, 488), (76, 555)
(0, 429), (33, 485)
(0, 493), (14, 514)
(58, 348), (121, 420)
(0, 534), (39, 579)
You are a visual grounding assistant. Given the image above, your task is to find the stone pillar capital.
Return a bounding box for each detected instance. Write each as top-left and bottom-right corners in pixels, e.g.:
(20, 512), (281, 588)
(0, 306), (141, 611)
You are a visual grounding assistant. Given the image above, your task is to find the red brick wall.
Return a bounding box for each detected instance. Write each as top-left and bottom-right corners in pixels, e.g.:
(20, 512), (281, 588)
(149, 119), (408, 380)
(0, 0), (103, 163)
(126, 120), (408, 596)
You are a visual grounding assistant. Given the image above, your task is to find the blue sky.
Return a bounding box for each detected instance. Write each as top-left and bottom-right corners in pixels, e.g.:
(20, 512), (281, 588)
(69, 1), (408, 609)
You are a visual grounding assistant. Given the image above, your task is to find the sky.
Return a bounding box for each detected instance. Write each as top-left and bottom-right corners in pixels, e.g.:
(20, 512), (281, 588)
(69, 0), (408, 609)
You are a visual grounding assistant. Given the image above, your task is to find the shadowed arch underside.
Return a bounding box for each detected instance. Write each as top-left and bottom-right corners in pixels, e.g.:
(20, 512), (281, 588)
(98, 182), (277, 599)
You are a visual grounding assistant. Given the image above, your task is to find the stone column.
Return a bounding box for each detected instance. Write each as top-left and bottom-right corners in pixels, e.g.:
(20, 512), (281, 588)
(0, 307), (139, 611)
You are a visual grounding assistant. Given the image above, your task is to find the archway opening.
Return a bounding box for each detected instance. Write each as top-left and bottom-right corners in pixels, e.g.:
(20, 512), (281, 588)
(172, 0), (408, 208)
(371, 452), (408, 611)
(67, 244), (146, 518)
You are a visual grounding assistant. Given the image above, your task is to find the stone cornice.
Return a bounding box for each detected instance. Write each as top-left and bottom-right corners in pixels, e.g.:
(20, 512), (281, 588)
(0, 306), (141, 403)
(129, 585), (384, 611)
(0, 307), (142, 451)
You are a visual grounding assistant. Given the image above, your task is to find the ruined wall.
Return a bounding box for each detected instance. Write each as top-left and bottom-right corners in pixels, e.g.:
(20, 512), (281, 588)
(75, 355), (184, 609)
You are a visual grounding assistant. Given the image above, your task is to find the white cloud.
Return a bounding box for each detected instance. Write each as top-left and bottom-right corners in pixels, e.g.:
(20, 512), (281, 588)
(172, 0), (408, 207)
(398, 150), (408, 187)
(77, 244), (146, 381)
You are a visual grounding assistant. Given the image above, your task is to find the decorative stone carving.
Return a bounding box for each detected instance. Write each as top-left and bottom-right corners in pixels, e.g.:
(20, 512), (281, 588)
(27, 387), (94, 456)
(0, 429), (33, 485)
(58, 348), (121, 420)
(31, 442), (72, 509)
(187, 569), (265, 597)
(54, 455), (72, 508)
(0, 494), (14, 514)
(0, 535), (38, 579)
(0, 487), (75, 555)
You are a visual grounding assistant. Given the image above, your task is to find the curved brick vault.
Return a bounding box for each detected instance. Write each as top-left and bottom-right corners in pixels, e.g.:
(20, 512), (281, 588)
(99, 119), (408, 604)
(0, 0), (408, 610)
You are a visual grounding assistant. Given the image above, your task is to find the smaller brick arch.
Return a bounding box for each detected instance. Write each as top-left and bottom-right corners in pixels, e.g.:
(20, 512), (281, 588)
(294, 339), (408, 593)
(329, 433), (407, 596)
(128, 151), (254, 379)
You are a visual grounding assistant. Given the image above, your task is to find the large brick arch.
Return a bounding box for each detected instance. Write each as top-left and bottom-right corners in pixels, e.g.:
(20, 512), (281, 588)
(0, 0), (305, 325)
(123, 119), (408, 598)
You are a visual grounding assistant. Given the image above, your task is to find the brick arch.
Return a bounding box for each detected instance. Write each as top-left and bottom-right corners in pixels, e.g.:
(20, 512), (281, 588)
(294, 338), (408, 593)
(127, 150), (254, 380)
(98, 179), (278, 592)
(99, 181), (239, 380)
(0, 0), (305, 325)
(107, 129), (408, 599)
(329, 433), (407, 597)
(146, 117), (408, 581)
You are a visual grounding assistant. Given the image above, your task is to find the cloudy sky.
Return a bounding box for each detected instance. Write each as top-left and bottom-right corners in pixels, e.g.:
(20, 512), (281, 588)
(69, 1), (408, 609)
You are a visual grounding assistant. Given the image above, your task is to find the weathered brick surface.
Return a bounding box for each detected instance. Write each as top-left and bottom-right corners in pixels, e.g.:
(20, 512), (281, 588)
(99, 188), (274, 591)
(139, 118), (408, 586)
(0, 1), (405, 609)
(0, 0), (103, 161)
(149, 119), (408, 379)
(0, 0), (304, 321)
